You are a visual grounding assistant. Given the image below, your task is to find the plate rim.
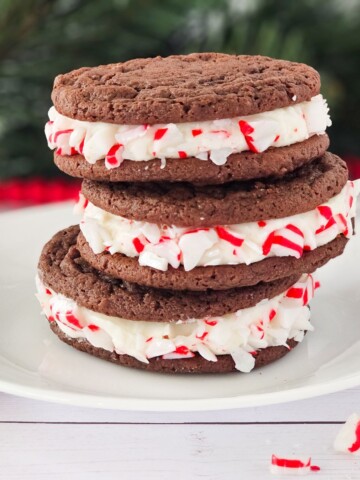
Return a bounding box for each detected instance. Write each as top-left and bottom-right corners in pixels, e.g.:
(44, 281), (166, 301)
(0, 370), (359, 411)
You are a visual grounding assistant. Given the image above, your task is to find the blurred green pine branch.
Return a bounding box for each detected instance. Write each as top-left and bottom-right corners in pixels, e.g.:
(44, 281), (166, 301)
(0, 0), (359, 179)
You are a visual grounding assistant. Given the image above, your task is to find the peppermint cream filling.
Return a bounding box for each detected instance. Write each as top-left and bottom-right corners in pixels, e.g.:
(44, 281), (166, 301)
(78, 180), (359, 272)
(45, 94), (331, 168)
(36, 274), (317, 373)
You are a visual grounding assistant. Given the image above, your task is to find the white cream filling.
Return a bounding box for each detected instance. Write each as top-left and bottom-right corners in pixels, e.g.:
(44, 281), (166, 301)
(45, 94), (331, 168)
(36, 274), (317, 373)
(77, 180), (359, 272)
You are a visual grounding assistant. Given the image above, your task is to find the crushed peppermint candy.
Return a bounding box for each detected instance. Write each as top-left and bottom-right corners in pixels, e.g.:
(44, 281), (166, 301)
(270, 455), (320, 475)
(73, 192), (88, 215)
(105, 144), (124, 169)
(334, 413), (360, 454)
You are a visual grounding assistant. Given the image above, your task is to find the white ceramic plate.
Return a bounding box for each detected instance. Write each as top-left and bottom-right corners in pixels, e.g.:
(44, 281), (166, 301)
(1, 202), (360, 411)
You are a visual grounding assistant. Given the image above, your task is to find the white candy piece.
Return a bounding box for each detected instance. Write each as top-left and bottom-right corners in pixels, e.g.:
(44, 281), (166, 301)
(247, 118), (278, 153)
(334, 413), (360, 454)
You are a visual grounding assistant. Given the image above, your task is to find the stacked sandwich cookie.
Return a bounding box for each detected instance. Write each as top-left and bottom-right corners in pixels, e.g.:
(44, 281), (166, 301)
(37, 53), (359, 374)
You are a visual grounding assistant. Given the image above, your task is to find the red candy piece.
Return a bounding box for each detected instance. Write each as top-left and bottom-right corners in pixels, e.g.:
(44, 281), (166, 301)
(286, 287), (303, 299)
(317, 205), (332, 220)
(262, 224), (304, 257)
(65, 311), (82, 329)
(238, 120), (254, 136)
(316, 205), (337, 234)
(53, 129), (73, 143)
(271, 455), (313, 469)
(271, 455), (321, 472)
(196, 332), (208, 341)
(216, 226), (244, 247)
(315, 217), (336, 234)
(263, 232), (302, 257)
(132, 237), (145, 253)
(159, 235), (171, 243)
(286, 223), (303, 237)
(88, 324), (99, 332)
(238, 120), (258, 153)
(178, 151), (187, 158)
(262, 232), (276, 256)
(349, 421), (360, 452)
(105, 144), (123, 168)
(191, 129), (203, 137)
(154, 128), (168, 141)
(258, 220), (267, 227)
(175, 345), (190, 355)
(205, 320), (217, 326)
(336, 213), (349, 236)
(256, 324), (265, 339)
(269, 309), (276, 321)
(184, 228), (210, 235)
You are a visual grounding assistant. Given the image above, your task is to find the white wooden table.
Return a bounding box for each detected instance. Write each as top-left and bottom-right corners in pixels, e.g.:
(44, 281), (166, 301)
(1, 389), (359, 479)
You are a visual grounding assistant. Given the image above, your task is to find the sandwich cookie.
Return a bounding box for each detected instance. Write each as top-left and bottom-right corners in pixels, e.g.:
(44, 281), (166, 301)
(38, 52), (356, 375)
(37, 227), (317, 373)
(76, 156), (357, 290)
(46, 53), (331, 183)
(38, 226), (302, 322)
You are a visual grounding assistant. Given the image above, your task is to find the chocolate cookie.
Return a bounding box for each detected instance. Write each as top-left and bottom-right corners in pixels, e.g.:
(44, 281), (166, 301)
(55, 134), (329, 185)
(52, 53), (320, 125)
(38, 226), (300, 322)
(50, 321), (299, 374)
(82, 152), (348, 227)
(77, 231), (347, 291)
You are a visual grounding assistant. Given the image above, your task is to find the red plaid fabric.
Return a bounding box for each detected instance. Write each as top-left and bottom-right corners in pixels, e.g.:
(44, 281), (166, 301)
(0, 157), (359, 209)
(0, 177), (80, 209)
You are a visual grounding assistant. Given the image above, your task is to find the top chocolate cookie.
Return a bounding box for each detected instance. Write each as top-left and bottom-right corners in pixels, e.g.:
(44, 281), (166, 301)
(52, 53), (320, 124)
